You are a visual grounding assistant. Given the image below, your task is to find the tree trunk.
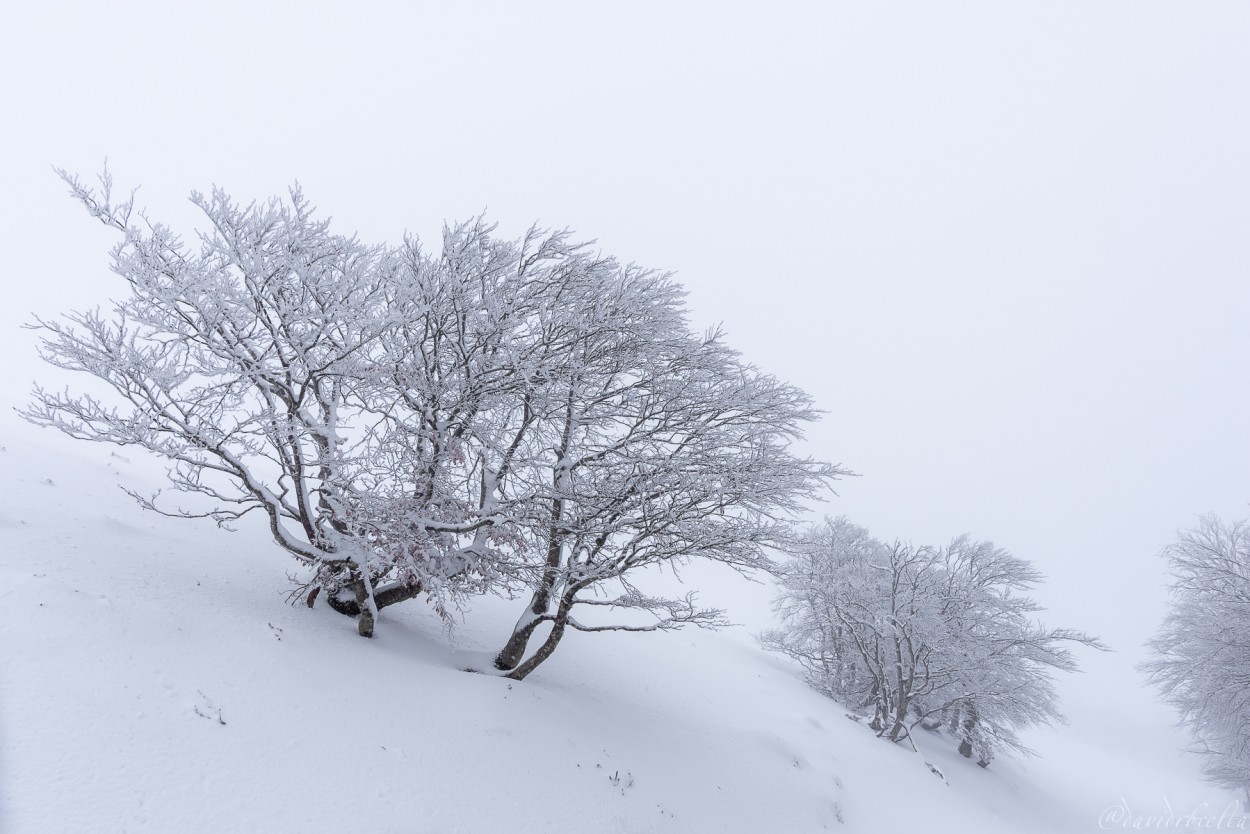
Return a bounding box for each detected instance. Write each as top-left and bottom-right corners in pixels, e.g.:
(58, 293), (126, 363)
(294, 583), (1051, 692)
(957, 704), (989, 766)
(351, 577), (375, 638)
(500, 590), (577, 679)
(886, 676), (910, 741)
(496, 392), (574, 671)
(493, 611), (547, 670)
(493, 528), (562, 669)
(505, 597), (575, 680)
(504, 618), (568, 681)
(887, 705), (909, 743)
(324, 580), (423, 619)
(494, 490), (567, 670)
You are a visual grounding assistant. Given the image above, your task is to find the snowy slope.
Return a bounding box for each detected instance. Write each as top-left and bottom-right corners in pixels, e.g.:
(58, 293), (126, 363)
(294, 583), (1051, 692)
(0, 408), (1238, 834)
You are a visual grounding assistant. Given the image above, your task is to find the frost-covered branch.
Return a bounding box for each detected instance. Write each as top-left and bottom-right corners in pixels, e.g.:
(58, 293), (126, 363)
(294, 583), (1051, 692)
(28, 170), (845, 662)
(567, 589), (730, 632)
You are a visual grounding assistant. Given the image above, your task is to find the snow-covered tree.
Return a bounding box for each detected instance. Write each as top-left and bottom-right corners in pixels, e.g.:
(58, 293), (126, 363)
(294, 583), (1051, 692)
(483, 249), (846, 679)
(762, 517), (1103, 764)
(915, 535), (1103, 764)
(26, 171), (844, 668)
(28, 173), (384, 634)
(314, 218), (571, 626)
(24, 173), (536, 636)
(1143, 515), (1250, 796)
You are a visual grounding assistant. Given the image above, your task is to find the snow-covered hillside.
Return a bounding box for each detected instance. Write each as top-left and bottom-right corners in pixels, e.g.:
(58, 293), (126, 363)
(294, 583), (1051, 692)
(2, 1), (1249, 831)
(0, 409), (1238, 833)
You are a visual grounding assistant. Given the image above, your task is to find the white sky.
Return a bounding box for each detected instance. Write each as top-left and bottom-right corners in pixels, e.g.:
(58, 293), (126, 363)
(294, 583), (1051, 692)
(2, 1), (1248, 652)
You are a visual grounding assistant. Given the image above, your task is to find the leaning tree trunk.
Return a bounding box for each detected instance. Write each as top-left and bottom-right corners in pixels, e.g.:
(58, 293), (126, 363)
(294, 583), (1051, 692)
(956, 703), (990, 767)
(494, 609), (549, 671)
(495, 491), (567, 670)
(497, 392), (575, 671)
(494, 560), (560, 668)
(504, 591), (577, 680)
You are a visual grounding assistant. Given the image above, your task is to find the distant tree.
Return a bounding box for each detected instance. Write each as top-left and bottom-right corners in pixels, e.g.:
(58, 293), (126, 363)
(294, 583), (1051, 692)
(915, 535), (1105, 764)
(1143, 515), (1250, 796)
(762, 517), (1104, 764)
(26, 171), (843, 675)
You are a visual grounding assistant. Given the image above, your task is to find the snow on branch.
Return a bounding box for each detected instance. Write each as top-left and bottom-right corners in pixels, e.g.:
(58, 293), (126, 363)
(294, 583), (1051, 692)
(29, 170), (844, 660)
(569, 589), (730, 632)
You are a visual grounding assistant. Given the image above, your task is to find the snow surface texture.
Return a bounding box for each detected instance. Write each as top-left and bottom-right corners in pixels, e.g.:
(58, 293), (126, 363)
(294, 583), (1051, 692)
(0, 410), (1240, 832)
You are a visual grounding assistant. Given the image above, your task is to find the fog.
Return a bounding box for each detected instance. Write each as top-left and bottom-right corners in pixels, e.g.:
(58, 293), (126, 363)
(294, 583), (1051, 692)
(3, 1), (1248, 656)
